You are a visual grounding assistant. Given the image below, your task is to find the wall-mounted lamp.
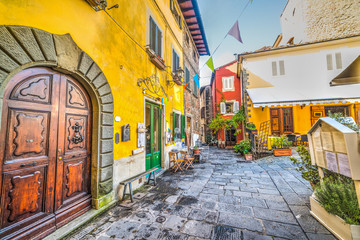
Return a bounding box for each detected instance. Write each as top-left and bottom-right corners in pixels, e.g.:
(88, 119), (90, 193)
(108, 4), (119, 10)
(167, 67), (184, 87)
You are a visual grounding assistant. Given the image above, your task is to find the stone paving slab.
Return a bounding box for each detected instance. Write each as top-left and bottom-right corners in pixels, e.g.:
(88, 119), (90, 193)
(66, 147), (335, 240)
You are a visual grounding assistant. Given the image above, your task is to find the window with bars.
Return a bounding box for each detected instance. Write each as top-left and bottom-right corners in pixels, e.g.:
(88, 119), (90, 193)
(149, 17), (162, 57)
(172, 49), (180, 72)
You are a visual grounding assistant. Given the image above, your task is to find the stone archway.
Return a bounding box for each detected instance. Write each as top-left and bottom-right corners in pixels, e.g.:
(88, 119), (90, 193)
(0, 25), (114, 209)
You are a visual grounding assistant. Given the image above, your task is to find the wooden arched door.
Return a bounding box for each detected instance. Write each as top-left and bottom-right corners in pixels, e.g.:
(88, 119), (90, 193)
(0, 67), (92, 239)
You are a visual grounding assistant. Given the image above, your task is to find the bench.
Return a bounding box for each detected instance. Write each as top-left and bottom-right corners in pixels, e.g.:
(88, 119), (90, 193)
(119, 167), (158, 202)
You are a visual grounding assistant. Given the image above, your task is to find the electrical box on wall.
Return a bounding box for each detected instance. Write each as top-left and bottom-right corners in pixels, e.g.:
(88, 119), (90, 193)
(122, 124), (130, 142)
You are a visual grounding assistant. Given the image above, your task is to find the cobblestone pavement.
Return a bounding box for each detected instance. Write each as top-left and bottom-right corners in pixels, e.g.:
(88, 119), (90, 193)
(66, 147), (336, 240)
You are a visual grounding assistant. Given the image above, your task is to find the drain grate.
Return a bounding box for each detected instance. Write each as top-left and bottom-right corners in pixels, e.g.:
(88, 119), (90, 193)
(211, 225), (242, 240)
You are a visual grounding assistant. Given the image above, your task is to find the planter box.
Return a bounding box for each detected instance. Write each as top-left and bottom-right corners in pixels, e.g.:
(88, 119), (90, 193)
(245, 154), (253, 161)
(146, 48), (166, 70)
(273, 148), (292, 156)
(171, 74), (183, 86)
(310, 196), (360, 240)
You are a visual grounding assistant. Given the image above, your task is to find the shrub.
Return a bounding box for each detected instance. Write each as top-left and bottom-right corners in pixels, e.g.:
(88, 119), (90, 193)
(234, 139), (252, 155)
(271, 135), (292, 149)
(315, 178), (360, 225)
(290, 145), (320, 188)
(328, 112), (360, 133)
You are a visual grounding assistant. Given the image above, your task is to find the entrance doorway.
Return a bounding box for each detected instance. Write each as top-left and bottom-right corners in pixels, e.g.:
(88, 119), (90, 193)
(270, 107), (294, 135)
(0, 68), (92, 238)
(225, 128), (237, 146)
(186, 116), (191, 146)
(145, 102), (161, 170)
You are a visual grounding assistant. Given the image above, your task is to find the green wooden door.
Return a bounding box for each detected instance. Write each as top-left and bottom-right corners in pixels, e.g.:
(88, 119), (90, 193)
(145, 102), (161, 170)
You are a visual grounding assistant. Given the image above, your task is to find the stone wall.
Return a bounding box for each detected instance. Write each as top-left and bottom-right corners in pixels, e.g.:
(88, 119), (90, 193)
(183, 25), (201, 138)
(306, 0), (360, 41)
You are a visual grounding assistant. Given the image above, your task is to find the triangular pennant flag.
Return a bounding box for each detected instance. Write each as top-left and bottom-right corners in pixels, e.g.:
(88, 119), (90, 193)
(206, 57), (215, 73)
(193, 74), (200, 88)
(227, 20), (243, 43)
(183, 82), (189, 89)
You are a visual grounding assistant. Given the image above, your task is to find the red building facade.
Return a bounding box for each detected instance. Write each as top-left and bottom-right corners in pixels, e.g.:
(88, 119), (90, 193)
(211, 60), (244, 147)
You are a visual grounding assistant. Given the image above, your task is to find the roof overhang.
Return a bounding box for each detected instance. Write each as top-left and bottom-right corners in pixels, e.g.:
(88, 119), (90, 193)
(330, 56), (360, 86)
(178, 0), (210, 56)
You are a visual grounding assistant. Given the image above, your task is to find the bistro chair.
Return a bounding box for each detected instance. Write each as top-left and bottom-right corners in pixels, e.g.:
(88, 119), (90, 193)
(181, 150), (194, 170)
(286, 134), (297, 146)
(300, 134), (308, 146)
(169, 151), (183, 172)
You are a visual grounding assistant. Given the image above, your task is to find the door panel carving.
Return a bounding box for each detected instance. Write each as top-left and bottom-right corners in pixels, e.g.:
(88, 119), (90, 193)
(5, 108), (49, 162)
(10, 75), (51, 104)
(1, 168), (45, 227)
(66, 81), (87, 109)
(65, 161), (84, 197)
(0, 67), (92, 239)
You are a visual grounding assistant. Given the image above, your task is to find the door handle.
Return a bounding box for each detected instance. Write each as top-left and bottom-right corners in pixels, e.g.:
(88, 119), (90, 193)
(20, 162), (36, 167)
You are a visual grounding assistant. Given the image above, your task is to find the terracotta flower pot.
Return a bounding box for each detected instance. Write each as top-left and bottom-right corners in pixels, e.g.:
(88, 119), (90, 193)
(273, 148), (292, 157)
(194, 149), (200, 154)
(245, 154), (253, 161)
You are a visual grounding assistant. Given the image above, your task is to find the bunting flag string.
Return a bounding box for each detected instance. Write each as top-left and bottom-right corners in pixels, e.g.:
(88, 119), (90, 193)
(193, 74), (200, 88)
(197, 0), (252, 84)
(227, 20), (243, 43)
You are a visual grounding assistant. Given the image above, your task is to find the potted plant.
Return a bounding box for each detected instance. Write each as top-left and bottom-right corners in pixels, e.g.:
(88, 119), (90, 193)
(272, 135), (292, 156)
(245, 122), (257, 135)
(234, 139), (252, 160)
(193, 145), (200, 154)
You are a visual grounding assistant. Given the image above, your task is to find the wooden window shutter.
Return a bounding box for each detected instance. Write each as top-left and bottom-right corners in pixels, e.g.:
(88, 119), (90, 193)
(220, 102), (226, 114)
(181, 115), (186, 138)
(335, 52), (342, 69)
(326, 54), (333, 70)
(172, 50), (176, 72)
(233, 101), (239, 113)
(279, 60), (285, 75)
(272, 61), (277, 76)
(150, 17), (155, 52)
(172, 112), (176, 140)
(270, 108), (280, 135)
(230, 77), (234, 90)
(157, 28), (162, 56)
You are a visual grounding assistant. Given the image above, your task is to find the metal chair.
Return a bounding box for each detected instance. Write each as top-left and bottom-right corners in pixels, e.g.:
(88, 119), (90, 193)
(286, 134), (297, 146)
(300, 134), (308, 146)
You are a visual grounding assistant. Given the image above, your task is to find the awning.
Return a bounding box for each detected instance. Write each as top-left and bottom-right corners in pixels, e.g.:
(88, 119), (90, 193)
(330, 56), (360, 86)
(251, 98), (360, 108)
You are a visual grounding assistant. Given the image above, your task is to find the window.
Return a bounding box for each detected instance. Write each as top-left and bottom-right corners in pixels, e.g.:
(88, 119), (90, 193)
(172, 49), (180, 72)
(326, 52), (342, 70)
(193, 79), (198, 97)
(272, 60), (285, 76)
(270, 107), (294, 135)
(172, 112), (181, 140)
(185, 67), (190, 90)
(225, 102), (233, 113)
(170, 0), (182, 29)
(324, 105), (349, 116)
(149, 17), (162, 56)
(222, 76), (234, 91)
(201, 107), (205, 119)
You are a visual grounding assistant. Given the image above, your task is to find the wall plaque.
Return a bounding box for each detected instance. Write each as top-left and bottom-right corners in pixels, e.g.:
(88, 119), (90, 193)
(122, 124), (130, 142)
(137, 123), (146, 147)
(115, 132), (120, 144)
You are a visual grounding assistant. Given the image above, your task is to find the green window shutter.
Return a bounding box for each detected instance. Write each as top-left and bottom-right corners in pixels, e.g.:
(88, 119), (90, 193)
(181, 114), (186, 139)
(173, 112), (176, 141)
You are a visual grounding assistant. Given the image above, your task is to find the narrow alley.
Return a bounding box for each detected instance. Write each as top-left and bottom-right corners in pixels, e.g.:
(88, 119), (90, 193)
(65, 148), (335, 240)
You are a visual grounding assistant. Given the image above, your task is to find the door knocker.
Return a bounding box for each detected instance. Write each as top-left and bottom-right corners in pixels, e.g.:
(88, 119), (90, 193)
(71, 122), (83, 144)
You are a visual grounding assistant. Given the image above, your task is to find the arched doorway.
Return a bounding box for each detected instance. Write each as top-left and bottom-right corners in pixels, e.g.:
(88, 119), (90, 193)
(0, 67), (92, 238)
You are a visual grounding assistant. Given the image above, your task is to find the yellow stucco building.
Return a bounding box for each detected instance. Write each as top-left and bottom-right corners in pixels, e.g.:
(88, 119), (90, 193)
(0, 0), (208, 238)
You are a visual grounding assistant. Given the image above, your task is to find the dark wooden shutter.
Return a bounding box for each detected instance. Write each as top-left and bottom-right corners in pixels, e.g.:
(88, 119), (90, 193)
(270, 108), (280, 135)
(157, 27), (162, 56)
(185, 68), (190, 90)
(172, 112), (176, 141)
(181, 114), (185, 139)
(172, 50), (176, 72)
(150, 17), (156, 52)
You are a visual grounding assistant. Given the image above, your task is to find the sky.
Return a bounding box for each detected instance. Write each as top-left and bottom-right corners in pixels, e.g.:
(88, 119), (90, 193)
(197, 0), (288, 86)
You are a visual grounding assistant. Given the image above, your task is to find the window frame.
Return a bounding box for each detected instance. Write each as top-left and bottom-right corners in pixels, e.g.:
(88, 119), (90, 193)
(172, 48), (180, 72)
(149, 16), (163, 58)
(222, 76), (235, 92)
(185, 67), (191, 90)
